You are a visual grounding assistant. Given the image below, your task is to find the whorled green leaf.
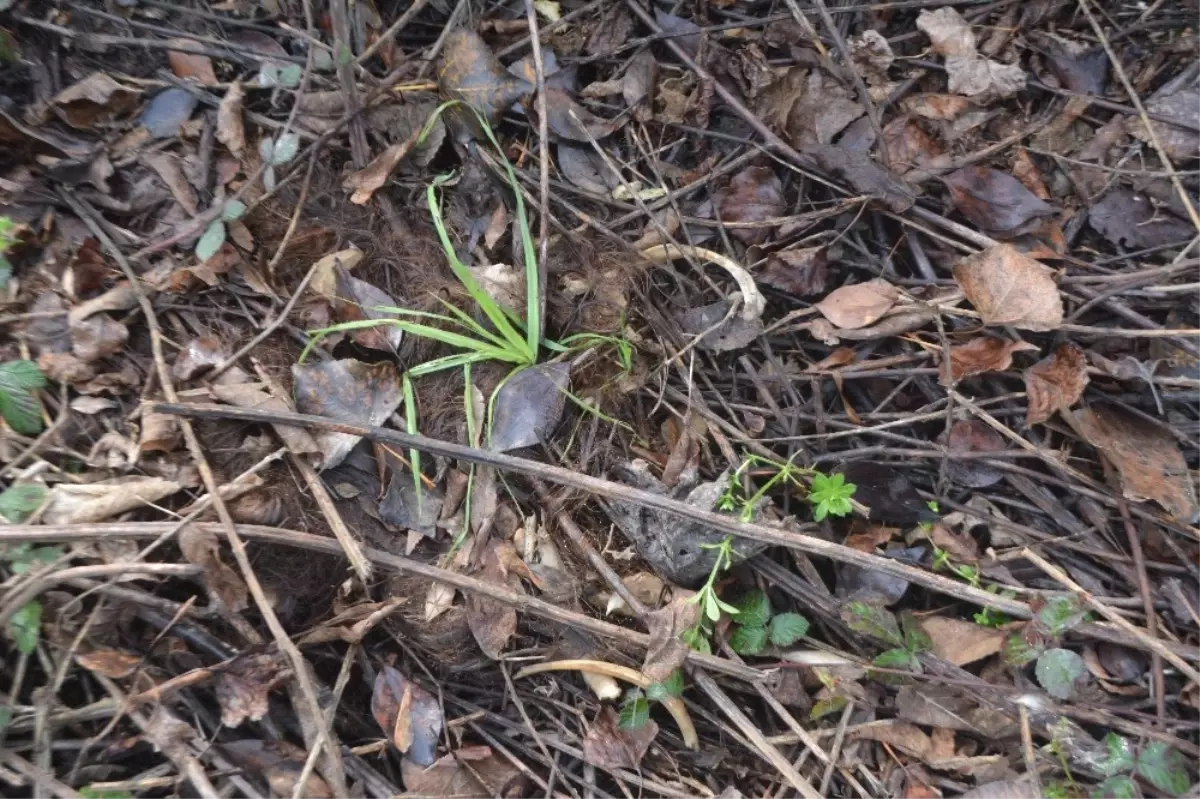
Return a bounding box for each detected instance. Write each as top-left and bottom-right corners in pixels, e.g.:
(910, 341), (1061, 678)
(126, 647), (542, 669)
(0, 360), (45, 435)
(733, 590), (771, 629)
(1035, 648), (1086, 700)
(768, 612), (809, 647)
(1096, 732), (1136, 778)
(842, 601), (904, 647)
(195, 219), (226, 263)
(730, 624), (768, 656)
(9, 600), (41, 654)
(0, 483), (47, 522)
(1135, 741), (1189, 796)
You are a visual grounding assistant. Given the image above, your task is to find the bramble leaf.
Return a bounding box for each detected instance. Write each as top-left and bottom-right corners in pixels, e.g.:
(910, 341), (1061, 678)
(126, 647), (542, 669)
(768, 613), (809, 646)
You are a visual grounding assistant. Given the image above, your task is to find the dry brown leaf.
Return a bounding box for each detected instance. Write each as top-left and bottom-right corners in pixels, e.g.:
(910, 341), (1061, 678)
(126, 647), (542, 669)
(1067, 405), (1199, 523)
(215, 652), (290, 728)
(308, 248), (364, 298)
(919, 617), (1005, 666)
(75, 648), (142, 679)
(582, 706), (659, 770)
(210, 382), (323, 466)
(400, 746), (522, 798)
(901, 93), (971, 121)
(916, 8), (977, 58)
(942, 419), (1007, 488)
(138, 412), (180, 454)
(167, 39), (218, 85)
(945, 55), (1025, 102)
(760, 246), (828, 295)
(292, 359), (402, 469)
(928, 521), (979, 563)
(53, 73), (140, 129)
(882, 118), (945, 172)
(940, 336), (1037, 384)
(716, 166), (785, 245)
(816, 279), (900, 330)
(43, 477), (182, 524)
(852, 722), (932, 760)
(221, 740), (333, 799)
(146, 153), (199, 215)
(642, 596), (701, 684)
(345, 130), (422, 204)
(952, 244), (1062, 331)
(465, 540), (522, 659)
(179, 524), (249, 611)
(1024, 342), (1088, 425)
(844, 524), (898, 553)
(216, 80), (246, 155)
(71, 314), (128, 362)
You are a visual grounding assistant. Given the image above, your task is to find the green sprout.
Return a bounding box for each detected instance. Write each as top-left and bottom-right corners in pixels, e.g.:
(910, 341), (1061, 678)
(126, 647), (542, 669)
(717, 455), (856, 523)
(808, 472), (855, 521)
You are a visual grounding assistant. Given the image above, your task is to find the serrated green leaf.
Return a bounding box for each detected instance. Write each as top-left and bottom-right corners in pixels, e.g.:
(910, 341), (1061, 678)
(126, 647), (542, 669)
(660, 668), (685, 697)
(10, 545), (62, 574)
(1035, 648), (1086, 700)
(195, 220), (226, 263)
(1097, 732), (1136, 777)
(0, 360), (45, 435)
(734, 590), (770, 628)
(222, 199), (247, 221)
(1092, 775), (1138, 799)
(1038, 595), (1087, 636)
(1002, 631), (1041, 666)
(842, 601), (904, 646)
(681, 626), (712, 655)
(8, 600), (41, 654)
(768, 612), (809, 646)
(730, 624), (768, 655)
(618, 695), (650, 730)
(900, 612), (932, 652)
(872, 647), (920, 671)
(0, 483), (46, 522)
(271, 132), (299, 165)
(1136, 741), (1189, 796)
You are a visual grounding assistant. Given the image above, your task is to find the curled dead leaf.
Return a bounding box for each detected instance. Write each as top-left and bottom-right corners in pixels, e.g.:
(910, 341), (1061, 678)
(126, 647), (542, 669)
(583, 706), (659, 770)
(919, 617), (1005, 666)
(716, 166), (786, 245)
(816, 279), (900, 330)
(1024, 343), (1088, 425)
(345, 129), (423, 204)
(53, 73), (140, 129)
(43, 477), (182, 524)
(178, 523), (249, 611)
(952, 244), (1063, 331)
(760, 246), (828, 296)
(371, 666), (443, 765)
(940, 336), (1037, 385)
(216, 652), (290, 728)
(216, 81), (246, 156)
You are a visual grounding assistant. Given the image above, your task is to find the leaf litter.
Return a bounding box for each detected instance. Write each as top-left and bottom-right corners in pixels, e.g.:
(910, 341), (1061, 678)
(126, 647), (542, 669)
(0, 3), (1196, 798)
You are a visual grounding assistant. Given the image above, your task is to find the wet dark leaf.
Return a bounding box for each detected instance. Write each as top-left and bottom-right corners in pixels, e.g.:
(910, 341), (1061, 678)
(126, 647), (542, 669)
(140, 88), (199, 139)
(760, 246), (828, 295)
(489, 362), (571, 452)
(293, 359), (403, 469)
(802, 144), (915, 212)
(222, 740), (333, 798)
(716, 166), (785, 245)
(942, 419), (1007, 488)
(332, 270), (404, 352)
(583, 705), (658, 770)
(178, 524), (248, 611)
(543, 87), (621, 141)
(400, 745), (522, 798)
(1067, 404), (1199, 523)
(654, 10), (703, 61)
(586, 5), (635, 56)
(840, 462), (934, 525)
(952, 244), (1063, 331)
(1089, 187), (1193, 250)
(438, 30), (531, 139)
(1127, 87), (1199, 162)
(677, 299), (765, 352)
(371, 665), (443, 765)
(1046, 45), (1108, 95)
(465, 540), (523, 659)
(943, 167), (1055, 235)
(1024, 342), (1088, 425)
(558, 143), (621, 195)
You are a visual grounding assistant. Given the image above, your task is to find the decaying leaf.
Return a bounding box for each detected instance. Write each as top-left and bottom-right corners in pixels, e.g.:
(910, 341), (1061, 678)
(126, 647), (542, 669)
(1089, 187), (1193, 250)
(209, 382), (323, 466)
(465, 540), (523, 659)
(919, 617), (1006, 666)
(332, 270), (405, 351)
(582, 705), (659, 770)
(400, 745), (522, 798)
(852, 722), (932, 760)
(167, 39), (218, 85)
(1024, 343), (1088, 425)
(1126, 86), (1200, 163)
(940, 336), (1037, 384)
(917, 9), (1025, 102)
(345, 129), (423, 204)
(178, 523), (249, 611)
(760, 246), (828, 296)
(71, 314), (128, 363)
(558, 143), (621, 195)
(292, 359), (403, 469)
(916, 8), (977, 58)
(816, 279), (900, 330)
(438, 30), (531, 139)
(488, 363), (571, 453)
(943, 167), (1055, 235)
(642, 596), (701, 683)
(43, 477), (182, 524)
(543, 87), (622, 141)
(942, 419), (1007, 488)
(371, 665), (443, 765)
(883, 118), (946, 173)
(215, 652), (290, 728)
(216, 80), (246, 155)
(75, 648), (143, 679)
(1067, 405), (1199, 523)
(716, 166), (785, 245)
(53, 73), (140, 129)
(952, 245), (1063, 331)
(221, 740), (333, 799)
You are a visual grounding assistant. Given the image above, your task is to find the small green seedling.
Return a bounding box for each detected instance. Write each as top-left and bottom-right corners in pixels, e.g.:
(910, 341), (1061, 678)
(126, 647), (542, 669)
(808, 472), (855, 521)
(717, 454), (856, 523)
(619, 669), (685, 730)
(726, 590), (810, 656)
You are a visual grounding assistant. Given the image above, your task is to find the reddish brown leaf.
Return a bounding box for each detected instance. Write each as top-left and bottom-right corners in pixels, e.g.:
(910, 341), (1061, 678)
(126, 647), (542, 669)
(919, 617), (1005, 666)
(1067, 405), (1199, 523)
(400, 746), (522, 798)
(215, 652), (290, 728)
(717, 166), (785, 245)
(167, 39), (218, 85)
(346, 131), (423, 204)
(371, 666), (443, 765)
(844, 524), (898, 553)
(952, 244), (1063, 331)
(1011, 148), (1049, 200)
(943, 167), (1054, 235)
(901, 93), (971, 121)
(815, 279), (899, 330)
(928, 521), (979, 563)
(582, 706), (659, 770)
(642, 596), (701, 684)
(1024, 343), (1088, 425)
(760, 246), (828, 295)
(940, 336), (1038, 384)
(75, 648), (142, 679)
(942, 419), (1007, 488)
(882, 117), (944, 172)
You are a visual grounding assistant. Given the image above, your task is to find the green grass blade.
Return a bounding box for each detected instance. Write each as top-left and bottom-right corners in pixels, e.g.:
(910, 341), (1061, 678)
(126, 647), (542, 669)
(402, 373), (421, 519)
(408, 351), (493, 377)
